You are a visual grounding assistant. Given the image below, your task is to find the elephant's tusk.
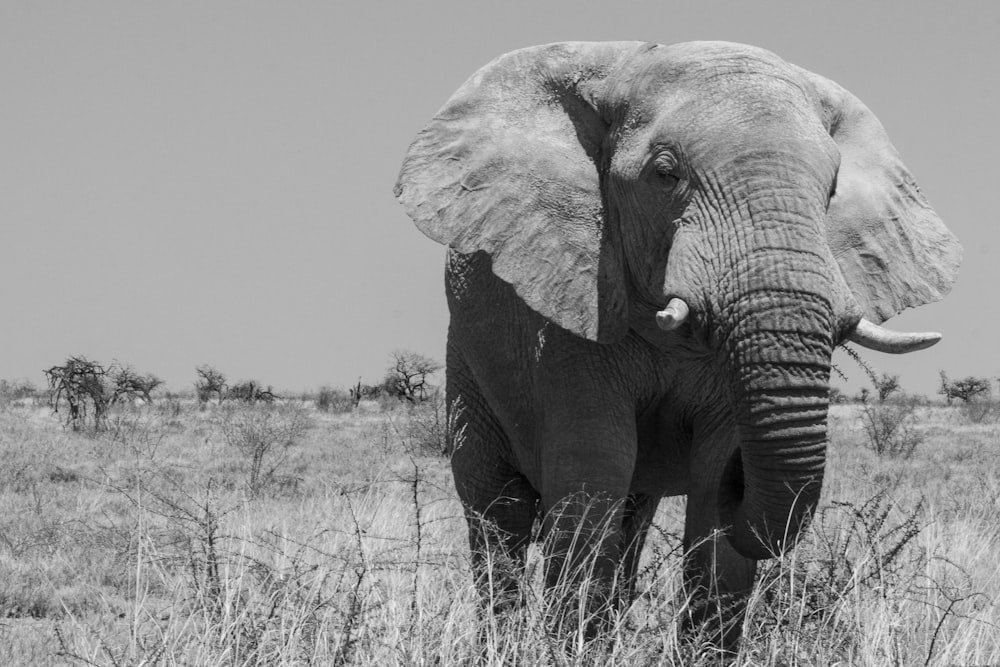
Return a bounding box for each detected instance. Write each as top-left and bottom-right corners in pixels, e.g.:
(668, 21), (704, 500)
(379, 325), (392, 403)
(848, 318), (941, 354)
(656, 298), (689, 331)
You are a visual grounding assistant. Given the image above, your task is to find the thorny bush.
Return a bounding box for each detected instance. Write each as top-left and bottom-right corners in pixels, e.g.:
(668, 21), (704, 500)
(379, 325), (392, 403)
(858, 397), (923, 458)
(220, 404), (311, 496)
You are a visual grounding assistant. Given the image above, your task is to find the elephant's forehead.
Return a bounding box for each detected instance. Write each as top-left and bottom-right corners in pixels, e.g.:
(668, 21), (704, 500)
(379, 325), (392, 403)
(624, 41), (809, 102)
(656, 41), (794, 75)
(613, 47), (817, 140)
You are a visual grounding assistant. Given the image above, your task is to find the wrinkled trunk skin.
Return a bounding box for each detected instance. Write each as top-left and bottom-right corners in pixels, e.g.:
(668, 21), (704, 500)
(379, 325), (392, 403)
(666, 157), (837, 652)
(721, 289), (832, 560)
(693, 162), (836, 561)
(680, 282), (833, 650)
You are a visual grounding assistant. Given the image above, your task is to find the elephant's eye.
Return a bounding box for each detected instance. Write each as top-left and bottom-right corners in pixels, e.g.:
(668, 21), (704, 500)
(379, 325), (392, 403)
(654, 153), (682, 185)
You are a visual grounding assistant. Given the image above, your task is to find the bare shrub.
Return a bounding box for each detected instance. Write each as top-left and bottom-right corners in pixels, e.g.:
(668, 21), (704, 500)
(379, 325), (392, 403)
(316, 386), (353, 413)
(349, 379), (384, 408)
(44, 356), (110, 430)
(873, 373), (901, 403)
(105, 410), (168, 455)
(156, 394), (184, 419)
(387, 392), (471, 456)
(195, 365), (227, 405)
(220, 404), (311, 496)
(45, 357), (162, 431)
(958, 398), (998, 424)
(751, 491), (928, 650)
(227, 379), (277, 404)
(749, 489), (987, 666)
(394, 391), (448, 454)
(859, 396), (923, 458)
(839, 345), (902, 405)
(0, 378), (39, 407)
(110, 366), (163, 405)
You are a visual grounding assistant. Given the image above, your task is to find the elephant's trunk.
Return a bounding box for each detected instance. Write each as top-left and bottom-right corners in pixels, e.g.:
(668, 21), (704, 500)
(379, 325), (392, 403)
(666, 156), (841, 559)
(718, 280), (833, 560)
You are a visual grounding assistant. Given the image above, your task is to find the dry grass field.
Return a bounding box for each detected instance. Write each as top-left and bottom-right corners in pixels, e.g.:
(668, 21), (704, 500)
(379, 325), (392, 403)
(0, 395), (997, 665)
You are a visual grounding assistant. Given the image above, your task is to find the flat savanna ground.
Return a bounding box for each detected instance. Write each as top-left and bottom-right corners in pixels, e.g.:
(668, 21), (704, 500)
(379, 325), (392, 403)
(0, 396), (997, 665)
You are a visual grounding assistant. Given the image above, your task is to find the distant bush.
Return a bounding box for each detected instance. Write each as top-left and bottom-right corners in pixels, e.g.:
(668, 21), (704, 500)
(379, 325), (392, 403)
(873, 373), (901, 403)
(938, 372), (991, 405)
(227, 380), (277, 404)
(396, 391), (447, 454)
(316, 386), (353, 413)
(0, 378), (38, 406)
(348, 380), (384, 408)
(958, 398), (998, 424)
(382, 350), (441, 403)
(156, 396), (185, 426)
(220, 404), (311, 496)
(110, 366), (163, 404)
(195, 365), (227, 406)
(44, 356), (111, 431)
(44, 356), (159, 431)
(388, 392), (468, 457)
(858, 396), (923, 458)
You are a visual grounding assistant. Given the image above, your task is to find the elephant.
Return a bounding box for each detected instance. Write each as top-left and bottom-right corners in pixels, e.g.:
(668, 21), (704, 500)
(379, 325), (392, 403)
(394, 41), (961, 646)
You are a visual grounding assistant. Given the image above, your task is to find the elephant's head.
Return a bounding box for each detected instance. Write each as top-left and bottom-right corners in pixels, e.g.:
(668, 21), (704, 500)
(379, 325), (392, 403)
(394, 42), (961, 559)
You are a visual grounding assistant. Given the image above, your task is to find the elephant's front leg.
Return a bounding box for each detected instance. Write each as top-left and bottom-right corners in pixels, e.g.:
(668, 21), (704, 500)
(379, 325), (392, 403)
(448, 346), (538, 615)
(683, 420), (757, 651)
(537, 396), (638, 634)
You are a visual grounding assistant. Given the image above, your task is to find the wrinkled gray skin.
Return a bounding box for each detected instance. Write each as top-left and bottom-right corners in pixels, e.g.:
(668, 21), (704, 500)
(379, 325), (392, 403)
(395, 41), (961, 645)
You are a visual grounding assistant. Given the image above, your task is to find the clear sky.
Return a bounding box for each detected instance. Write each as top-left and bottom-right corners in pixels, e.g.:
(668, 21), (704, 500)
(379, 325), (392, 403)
(2, 1), (996, 397)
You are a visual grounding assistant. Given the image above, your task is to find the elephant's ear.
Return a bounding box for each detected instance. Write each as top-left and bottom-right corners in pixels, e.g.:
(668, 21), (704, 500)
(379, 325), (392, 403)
(798, 68), (962, 324)
(395, 42), (643, 343)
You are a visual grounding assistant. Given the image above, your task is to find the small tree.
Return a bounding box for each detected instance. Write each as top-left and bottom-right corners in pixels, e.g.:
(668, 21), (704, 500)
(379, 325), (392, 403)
(109, 365), (163, 404)
(938, 371), (991, 405)
(195, 365), (227, 405)
(137, 373), (163, 403)
(221, 404), (310, 496)
(316, 386), (352, 412)
(348, 379), (383, 407)
(874, 373), (901, 403)
(383, 350), (442, 403)
(44, 356), (112, 430)
(841, 345), (900, 403)
(859, 397), (922, 458)
(44, 358), (161, 429)
(228, 380), (277, 404)
(841, 354), (921, 457)
(349, 378), (363, 408)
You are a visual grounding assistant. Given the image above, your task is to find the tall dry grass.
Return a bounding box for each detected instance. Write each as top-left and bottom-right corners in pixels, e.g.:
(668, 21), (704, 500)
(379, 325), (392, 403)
(0, 397), (996, 665)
